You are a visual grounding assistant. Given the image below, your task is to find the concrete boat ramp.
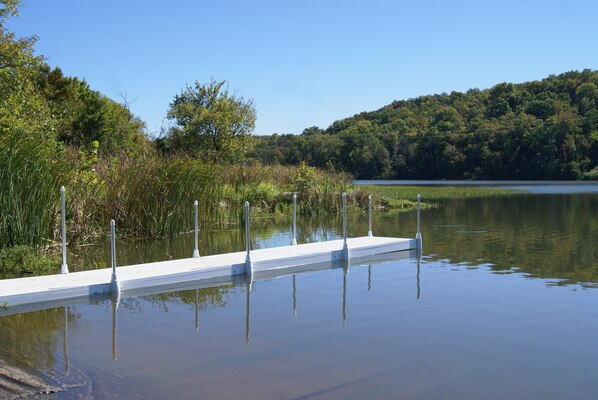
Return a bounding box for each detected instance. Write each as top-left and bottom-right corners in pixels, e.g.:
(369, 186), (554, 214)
(0, 236), (418, 313)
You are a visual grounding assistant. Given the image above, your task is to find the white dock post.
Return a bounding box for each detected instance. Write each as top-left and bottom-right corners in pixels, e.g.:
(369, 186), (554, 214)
(192, 200), (200, 258)
(110, 219), (120, 293)
(367, 194), (373, 237)
(416, 194), (423, 250)
(244, 201), (253, 276)
(291, 193), (298, 246)
(60, 186), (68, 274)
(342, 192), (350, 260)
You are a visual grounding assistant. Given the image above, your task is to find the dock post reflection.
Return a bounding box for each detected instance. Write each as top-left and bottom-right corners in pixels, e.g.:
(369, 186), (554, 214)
(292, 274), (297, 316)
(63, 305), (69, 375)
(245, 277), (252, 344)
(194, 288), (199, 332)
(342, 265), (348, 329)
(111, 294), (120, 361)
(416, 250), (422, 301)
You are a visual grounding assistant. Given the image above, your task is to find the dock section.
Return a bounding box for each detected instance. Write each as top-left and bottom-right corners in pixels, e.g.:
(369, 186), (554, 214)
(0, 236), (415, 310)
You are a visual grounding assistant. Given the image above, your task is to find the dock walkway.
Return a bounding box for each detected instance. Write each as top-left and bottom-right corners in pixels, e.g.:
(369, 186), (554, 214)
(0, 236), (415, 310)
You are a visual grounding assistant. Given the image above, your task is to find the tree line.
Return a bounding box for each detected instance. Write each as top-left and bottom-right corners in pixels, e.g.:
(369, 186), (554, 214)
(251, 70), (598, 180)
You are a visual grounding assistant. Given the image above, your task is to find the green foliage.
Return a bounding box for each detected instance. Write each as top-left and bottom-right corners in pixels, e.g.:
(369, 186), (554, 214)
(165, 79), (256, 162)
(582, 166), (598, 180)
(0, 0), (19, 20)
(1, 1), (147, 154)
(0, 245), (59, 278)
(0, 130), (70, 249)
(38, 68), (148, 154)
(0, 1), (51, 141)
(292, 161), (317, 194)
(367, 185), (522, 203)
(251, 70), (598, 180)
(75, 140), (102, 186)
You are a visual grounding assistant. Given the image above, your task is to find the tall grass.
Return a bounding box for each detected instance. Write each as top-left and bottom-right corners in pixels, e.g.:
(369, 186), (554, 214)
(0, 131), (70, 249)
(60, 155), (354, 242)
(96, 155), (224, 237)
(0, 137), (356, 250)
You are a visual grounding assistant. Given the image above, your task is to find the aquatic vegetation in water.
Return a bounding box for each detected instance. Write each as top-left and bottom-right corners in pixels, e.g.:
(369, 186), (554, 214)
(0, 245), (60, 278)
(366, 185), (522, 202)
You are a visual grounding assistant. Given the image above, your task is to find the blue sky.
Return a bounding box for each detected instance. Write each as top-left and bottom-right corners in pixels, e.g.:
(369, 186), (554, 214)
(7, 0), (598, 136)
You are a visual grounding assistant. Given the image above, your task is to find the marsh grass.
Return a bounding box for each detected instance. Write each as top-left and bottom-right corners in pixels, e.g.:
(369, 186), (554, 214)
(365, 185), (522, 205)
(0, 132), (70, 250)
(55, 155), (355, 244)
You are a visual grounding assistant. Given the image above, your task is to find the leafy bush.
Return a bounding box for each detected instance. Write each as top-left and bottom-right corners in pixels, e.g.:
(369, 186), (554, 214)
(582, 166), (598, 180)
(0, 245), (59, 278)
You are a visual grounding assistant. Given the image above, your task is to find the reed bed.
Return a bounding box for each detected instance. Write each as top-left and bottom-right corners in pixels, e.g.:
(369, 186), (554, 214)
(0, 132), (70, 250)
(0, 140), (356, 251)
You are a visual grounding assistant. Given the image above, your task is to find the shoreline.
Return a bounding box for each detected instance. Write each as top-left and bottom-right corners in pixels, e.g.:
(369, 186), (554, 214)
(0, 359), (59, 399)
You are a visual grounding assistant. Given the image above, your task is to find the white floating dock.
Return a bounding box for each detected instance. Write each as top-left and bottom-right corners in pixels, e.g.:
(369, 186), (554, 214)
(0, 236), (415, 311)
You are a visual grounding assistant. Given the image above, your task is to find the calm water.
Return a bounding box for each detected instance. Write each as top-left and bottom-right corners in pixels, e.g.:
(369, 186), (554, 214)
(1, 189), (598, 399)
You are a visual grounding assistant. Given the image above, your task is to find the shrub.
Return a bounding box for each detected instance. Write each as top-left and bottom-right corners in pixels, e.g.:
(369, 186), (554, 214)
(0, 245), (59, 278)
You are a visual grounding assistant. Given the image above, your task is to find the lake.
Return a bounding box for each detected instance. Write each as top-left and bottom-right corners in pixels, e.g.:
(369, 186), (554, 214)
(1, 185), (598, 399)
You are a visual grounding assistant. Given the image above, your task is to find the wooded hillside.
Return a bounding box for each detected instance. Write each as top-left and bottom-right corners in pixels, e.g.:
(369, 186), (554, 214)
(252, 70), (598, 180)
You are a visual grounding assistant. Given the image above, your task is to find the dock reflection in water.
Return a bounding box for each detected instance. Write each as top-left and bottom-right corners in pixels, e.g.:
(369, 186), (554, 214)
(3, 245), (598, 399)
(1, 250), (419, 378)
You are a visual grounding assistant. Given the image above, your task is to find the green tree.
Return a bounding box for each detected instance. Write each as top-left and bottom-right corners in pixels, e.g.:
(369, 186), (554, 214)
(38, 68), (147, 154)
(0, 0), (51, 139)
(253, 70), (598, 180)
(166, 79), (256, 162)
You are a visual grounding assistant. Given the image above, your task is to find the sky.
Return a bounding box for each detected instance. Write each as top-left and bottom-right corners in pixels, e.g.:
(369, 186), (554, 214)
(6, 0), (598, 137)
